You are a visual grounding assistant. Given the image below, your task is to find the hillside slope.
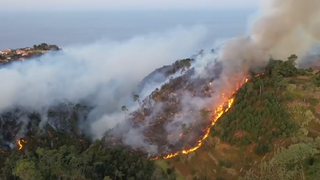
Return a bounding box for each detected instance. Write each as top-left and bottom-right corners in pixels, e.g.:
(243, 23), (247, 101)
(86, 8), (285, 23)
(162, 56), (320, 180)
(1, 53), (320, 180)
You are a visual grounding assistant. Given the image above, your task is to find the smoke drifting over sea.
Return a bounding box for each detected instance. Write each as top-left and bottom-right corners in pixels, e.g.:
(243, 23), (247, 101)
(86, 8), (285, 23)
(0, 26), (207, 113)
(0, 26), (208, 150)
(1, 0), (320, 156)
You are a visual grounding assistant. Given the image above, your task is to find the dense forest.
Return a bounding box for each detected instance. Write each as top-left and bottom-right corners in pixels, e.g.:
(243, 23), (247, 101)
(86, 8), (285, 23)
(0, 129), (178, 180)
(211, 55), (301, 154)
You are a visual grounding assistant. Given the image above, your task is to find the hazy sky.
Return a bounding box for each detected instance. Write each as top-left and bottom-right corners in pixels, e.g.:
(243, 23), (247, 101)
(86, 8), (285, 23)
(0, 0), (259, 11)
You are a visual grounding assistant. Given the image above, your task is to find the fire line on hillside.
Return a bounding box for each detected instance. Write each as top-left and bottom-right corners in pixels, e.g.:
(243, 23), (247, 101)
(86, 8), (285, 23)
(150, 76), (249, 160)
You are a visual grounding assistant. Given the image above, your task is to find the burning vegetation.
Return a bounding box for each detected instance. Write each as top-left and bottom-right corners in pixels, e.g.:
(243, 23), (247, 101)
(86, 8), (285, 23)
(0, 0), (320, 179)
(17, 139), (26, 151)
(150, 78), (247, 160)
(102, 53), (255, 159)
(2, 53), (320, 180)
(0, 53), (308, 161)
(0, 51), (249, 159)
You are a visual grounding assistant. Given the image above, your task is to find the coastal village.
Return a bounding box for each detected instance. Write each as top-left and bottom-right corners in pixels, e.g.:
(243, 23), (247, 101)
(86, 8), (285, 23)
(0, 43), (60, 64)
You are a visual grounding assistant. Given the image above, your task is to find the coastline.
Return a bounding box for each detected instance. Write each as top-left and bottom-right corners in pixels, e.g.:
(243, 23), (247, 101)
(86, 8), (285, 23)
(0, 43), (61, 65)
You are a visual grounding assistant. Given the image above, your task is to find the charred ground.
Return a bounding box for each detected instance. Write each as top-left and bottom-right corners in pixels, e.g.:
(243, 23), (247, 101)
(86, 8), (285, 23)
(104, 55), (237, 157)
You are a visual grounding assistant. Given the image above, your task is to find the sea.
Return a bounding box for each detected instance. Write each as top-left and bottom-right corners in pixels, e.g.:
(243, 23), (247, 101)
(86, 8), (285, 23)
(0, 9), (256, 50)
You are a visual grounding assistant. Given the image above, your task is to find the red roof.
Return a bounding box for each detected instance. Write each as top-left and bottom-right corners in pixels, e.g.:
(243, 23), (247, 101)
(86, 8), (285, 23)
(1, 49), (11, 53)
(16, 50), (25, 53)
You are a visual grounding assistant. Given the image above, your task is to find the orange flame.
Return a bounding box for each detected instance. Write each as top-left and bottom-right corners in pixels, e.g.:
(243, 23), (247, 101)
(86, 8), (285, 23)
(150, 157), (159, 161)
(163, 152), (180, 159)
(152, 77), (249, 160)
(17, 139), (27, 150)
(254, 73), (264, 78)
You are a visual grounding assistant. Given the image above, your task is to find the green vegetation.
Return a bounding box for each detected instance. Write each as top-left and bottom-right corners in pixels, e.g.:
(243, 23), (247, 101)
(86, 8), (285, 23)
(211, 56), (301, 154)
(3, 53), (320, 180)
(155, 160), (184, 180)
(310, 71), (320, 87)
(0, 130), (173, 180)
(165, 58), (193, 76)
(0, 43), (61, 63)
(33, 43), (60, 51)
(240, 143), (320, 180)
(168, 55), (320, 179)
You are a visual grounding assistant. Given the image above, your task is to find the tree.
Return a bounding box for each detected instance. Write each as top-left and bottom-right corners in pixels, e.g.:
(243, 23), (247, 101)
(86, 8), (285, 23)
(13, 159), (43, 180)
(315, 136), (320, 148)
(49, 45), (60, 51)
(121, 105), (128, 116)
(133, 94), (144, 116)
(133, 94), (140, 103)
(240, 143), (320, 180)
(114, 169), (124, 180)
(288, 54), (298, 62)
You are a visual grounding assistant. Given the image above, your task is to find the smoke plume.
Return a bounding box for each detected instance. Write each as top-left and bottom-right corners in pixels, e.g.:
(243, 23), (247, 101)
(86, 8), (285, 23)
(0, 26), (207, 149)
(250, 0), (320, 60)
(151, 0), (320, 155)
(1, 0), (320, 156)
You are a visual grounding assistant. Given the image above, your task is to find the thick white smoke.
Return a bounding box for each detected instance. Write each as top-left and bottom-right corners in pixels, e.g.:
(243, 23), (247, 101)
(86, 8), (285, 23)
(2, 0), (320, 155)
(251, 0), (320, 60)
(162, 0), (320, 151)
(0, 25), (207, 148)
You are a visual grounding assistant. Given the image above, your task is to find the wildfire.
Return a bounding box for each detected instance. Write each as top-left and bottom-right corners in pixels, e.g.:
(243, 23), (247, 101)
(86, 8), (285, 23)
(254, 73), (264, 78)
(152, 76), (250, 160)
(163, 152), (180, 159)
(150, 157), (159, 161)
(17, 139), (27, 150)
(162, 98), (235, 159)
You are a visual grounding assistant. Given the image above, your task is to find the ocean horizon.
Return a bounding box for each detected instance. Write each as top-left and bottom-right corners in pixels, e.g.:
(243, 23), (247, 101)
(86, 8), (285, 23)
(0, 9), (256, 50)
